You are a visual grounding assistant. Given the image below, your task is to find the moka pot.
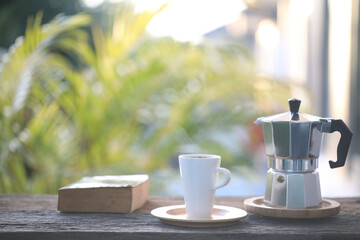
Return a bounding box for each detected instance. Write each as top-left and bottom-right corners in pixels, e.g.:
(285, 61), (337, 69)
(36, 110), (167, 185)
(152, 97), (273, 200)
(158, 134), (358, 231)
(255, 99), (352, 208)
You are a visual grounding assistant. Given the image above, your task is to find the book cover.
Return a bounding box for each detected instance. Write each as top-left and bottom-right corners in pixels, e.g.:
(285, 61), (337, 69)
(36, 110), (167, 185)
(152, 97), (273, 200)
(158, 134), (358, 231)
(57, 174), (149, 213)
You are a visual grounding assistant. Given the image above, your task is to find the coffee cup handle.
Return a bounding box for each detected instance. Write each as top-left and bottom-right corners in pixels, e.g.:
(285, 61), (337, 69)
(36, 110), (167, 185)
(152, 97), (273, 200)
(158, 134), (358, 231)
(213, 168), (231, 190)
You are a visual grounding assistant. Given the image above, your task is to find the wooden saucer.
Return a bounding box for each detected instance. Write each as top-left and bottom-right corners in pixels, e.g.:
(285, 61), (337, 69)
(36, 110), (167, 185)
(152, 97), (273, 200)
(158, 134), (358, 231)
(151, 205), (247, 227)
(244, 197), (340, 219)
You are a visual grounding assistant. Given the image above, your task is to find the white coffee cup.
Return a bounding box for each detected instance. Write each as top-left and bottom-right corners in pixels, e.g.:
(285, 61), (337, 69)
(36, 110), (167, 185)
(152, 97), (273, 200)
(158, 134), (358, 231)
(179, 154), (231, 219)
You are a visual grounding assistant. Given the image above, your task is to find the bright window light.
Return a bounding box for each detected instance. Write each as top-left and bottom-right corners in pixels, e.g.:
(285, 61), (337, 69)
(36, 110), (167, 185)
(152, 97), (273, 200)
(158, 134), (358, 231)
(146, 0), (247, 42)
(81, 0), (105, 8)
(81, 0), (247, 42)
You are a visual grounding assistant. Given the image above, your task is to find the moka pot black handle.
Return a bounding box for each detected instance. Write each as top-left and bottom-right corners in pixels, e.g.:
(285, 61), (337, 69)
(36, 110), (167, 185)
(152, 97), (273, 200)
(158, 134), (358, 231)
(319, 119), (353, 168)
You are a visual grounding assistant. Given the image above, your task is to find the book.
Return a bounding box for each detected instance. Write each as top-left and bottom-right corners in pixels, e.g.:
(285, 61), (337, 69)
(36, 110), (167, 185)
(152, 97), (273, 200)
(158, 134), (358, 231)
(57, 174), (149, 213)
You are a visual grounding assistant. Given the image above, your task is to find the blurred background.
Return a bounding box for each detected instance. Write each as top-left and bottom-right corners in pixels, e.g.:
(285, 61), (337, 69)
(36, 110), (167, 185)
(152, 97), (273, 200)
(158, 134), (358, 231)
(0, 0), (359, 197)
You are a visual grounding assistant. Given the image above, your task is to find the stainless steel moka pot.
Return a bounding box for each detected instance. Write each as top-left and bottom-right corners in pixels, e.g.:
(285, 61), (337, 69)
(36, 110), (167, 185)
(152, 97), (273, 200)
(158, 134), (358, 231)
(255, 99), (352, 209)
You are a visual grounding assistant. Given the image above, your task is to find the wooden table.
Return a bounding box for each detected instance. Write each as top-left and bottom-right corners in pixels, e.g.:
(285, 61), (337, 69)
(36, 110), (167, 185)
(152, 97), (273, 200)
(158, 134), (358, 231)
(1, 194), (360, 239)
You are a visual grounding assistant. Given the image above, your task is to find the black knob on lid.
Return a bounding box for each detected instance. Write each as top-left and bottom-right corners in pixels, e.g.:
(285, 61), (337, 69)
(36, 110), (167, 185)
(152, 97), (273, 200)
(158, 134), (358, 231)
(289, 98), (301, 120)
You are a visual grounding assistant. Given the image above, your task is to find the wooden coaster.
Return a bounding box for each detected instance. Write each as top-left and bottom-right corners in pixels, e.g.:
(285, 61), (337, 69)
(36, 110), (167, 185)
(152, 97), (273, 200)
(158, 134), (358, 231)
(244, 197), (340, 219)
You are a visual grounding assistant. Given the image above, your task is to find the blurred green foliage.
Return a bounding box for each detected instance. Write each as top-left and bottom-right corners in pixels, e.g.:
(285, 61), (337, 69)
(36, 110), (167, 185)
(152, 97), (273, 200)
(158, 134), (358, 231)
(0, 3), (290, 193)
(0, 0), (82, 48)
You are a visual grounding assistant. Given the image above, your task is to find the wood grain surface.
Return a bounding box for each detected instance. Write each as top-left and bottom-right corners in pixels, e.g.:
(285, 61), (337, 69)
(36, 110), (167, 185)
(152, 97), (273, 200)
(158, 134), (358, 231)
(1, 194), (360, 240)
